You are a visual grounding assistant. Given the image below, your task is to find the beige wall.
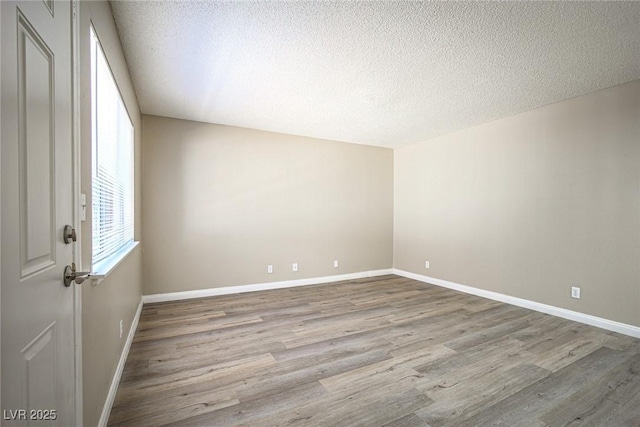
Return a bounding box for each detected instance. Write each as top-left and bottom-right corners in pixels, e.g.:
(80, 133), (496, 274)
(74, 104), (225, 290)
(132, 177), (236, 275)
(79, 2), (142, 426)
(394, 80), (640, 327)
(142, 115), (394, 295)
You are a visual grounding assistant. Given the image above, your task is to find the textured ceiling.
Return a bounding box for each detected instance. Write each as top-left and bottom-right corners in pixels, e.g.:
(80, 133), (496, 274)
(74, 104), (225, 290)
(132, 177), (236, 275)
(111, 1), (640, 148)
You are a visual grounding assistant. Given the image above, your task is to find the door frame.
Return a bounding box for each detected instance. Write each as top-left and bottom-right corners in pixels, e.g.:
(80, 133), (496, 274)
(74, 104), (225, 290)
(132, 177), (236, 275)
(0, 0), (3, 416)
(71, 0), (83, 425)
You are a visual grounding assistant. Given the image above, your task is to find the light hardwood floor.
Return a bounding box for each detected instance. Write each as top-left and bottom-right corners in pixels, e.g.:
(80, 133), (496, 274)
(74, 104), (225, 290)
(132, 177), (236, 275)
(108, 275), (640, 426)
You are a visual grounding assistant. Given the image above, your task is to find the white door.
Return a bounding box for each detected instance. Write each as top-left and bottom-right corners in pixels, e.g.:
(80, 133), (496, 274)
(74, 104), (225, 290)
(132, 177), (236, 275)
(1, 0), (76, 425)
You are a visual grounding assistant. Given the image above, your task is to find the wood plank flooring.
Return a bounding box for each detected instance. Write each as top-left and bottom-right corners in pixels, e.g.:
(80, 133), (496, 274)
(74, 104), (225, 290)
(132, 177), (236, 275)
(108, 275), (640, 426)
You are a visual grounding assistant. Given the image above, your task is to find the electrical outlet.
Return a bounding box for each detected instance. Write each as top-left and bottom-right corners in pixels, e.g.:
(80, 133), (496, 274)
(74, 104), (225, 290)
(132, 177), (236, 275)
(333, 260), (339, 268)
(571, 286), (581, 299)
(267, 265), (273, 274)
(425, 261), (430, 269)
(292, 263), (298, 272)
(119, 319), (123, 338)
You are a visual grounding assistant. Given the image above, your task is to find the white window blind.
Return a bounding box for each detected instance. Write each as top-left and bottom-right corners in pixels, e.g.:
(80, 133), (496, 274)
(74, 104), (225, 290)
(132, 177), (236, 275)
(91, 28), (134, 267)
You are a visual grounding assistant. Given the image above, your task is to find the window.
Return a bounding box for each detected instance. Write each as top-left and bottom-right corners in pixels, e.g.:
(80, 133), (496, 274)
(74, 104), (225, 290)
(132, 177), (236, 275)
(90, 27), (134, 271)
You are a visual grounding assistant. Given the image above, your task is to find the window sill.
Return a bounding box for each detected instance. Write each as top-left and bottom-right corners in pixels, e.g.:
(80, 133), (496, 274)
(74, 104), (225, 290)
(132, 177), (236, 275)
(91, 241), (140, 281)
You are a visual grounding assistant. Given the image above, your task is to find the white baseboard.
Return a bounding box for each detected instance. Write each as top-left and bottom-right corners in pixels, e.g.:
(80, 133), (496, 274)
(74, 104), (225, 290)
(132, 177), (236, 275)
(98, 297), (144, 427)
(143, 269), (394, 304)
(393, 269), (640, 339)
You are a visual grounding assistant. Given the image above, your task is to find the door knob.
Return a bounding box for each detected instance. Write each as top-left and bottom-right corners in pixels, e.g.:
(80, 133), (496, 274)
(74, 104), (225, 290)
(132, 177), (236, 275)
(63, 263), (91, 287)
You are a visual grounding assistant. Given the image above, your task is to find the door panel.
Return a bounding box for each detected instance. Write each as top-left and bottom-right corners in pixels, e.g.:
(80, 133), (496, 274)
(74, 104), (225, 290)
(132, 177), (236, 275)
(22, 322), (56, 422)
(2, 1), (75, 425)
(18, 10), (56, 277)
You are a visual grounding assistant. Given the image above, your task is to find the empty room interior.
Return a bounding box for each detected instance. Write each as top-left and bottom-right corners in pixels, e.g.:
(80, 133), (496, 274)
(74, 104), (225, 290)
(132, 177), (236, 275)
(1, 1), (640, 426)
